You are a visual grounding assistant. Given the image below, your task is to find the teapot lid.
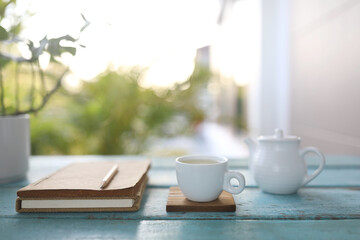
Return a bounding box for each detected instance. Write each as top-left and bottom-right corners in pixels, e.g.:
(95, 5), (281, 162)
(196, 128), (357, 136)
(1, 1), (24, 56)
(258, 129), (300, 142)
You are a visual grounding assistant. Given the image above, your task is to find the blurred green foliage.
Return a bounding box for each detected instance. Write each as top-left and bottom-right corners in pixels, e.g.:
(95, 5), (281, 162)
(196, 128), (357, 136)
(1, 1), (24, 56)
(1, 0), (212, 155)
(31, 65), (211, 155)
(0, 0), (23, 35)
(235, 86), (246, 130)
(0, 0), (87, 116)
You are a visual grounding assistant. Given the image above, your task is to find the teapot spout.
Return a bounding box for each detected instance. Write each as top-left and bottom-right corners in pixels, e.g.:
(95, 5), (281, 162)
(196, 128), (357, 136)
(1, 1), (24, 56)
(244, 137), (257, 162)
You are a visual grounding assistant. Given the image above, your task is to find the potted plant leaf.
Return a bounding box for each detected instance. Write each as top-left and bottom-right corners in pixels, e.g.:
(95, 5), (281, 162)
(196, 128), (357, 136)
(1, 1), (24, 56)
(0, 10), (89, 183)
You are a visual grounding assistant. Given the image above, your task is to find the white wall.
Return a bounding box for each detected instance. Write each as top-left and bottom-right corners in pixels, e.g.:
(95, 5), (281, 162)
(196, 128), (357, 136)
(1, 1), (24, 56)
(247, 0), (290, 137)
(247, 0), (360, 155)
(290, 0), (360, 155)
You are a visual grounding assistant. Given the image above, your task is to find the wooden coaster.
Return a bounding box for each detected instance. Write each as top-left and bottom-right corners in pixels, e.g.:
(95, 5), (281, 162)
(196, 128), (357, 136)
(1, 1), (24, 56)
(166, 187), (236, 212)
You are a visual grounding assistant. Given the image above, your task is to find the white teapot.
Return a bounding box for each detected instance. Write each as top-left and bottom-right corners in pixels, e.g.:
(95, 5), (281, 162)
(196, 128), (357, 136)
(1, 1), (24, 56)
(245, 129), (326, 194)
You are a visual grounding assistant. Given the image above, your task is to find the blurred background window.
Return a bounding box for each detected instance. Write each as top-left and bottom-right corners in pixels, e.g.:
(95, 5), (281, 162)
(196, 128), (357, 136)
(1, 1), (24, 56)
(1, 0), (359, 157)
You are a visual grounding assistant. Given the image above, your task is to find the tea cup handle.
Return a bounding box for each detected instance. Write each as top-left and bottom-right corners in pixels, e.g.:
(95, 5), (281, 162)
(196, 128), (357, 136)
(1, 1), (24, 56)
(223, 171), (246, 194)
(301, 147), (326, 186)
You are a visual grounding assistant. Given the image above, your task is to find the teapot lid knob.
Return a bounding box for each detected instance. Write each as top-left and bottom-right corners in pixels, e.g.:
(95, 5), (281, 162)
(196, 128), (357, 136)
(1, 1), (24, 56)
(274, 128), (284, 139)
(258, 128), (299, 142)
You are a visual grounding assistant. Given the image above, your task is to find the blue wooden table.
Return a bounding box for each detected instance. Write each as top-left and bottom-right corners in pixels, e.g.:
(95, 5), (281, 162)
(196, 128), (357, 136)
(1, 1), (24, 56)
(1, 155), (360, 239)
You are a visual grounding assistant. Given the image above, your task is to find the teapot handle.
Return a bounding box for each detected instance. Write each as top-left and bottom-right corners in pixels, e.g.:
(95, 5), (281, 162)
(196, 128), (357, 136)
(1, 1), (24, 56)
(301, 147), (326, 186)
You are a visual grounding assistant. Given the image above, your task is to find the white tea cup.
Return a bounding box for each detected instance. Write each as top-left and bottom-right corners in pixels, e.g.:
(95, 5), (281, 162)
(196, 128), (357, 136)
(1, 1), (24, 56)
(176, 155), (246, 202)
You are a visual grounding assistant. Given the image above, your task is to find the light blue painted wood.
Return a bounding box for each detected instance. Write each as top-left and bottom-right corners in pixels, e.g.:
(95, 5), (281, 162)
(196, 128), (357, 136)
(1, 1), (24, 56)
(4, 168), (360, 188)
(1, 219), (360, 240)
(148, 168), (360, 188)
(1, 156), (359, 240)
(2, 187), (359, 220)
(27, 154), (360, 168)
(2, 156), (360, 188)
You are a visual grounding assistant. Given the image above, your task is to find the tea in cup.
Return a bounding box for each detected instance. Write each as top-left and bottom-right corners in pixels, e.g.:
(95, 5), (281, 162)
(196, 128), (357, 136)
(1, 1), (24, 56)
(176, 155), (246, 202)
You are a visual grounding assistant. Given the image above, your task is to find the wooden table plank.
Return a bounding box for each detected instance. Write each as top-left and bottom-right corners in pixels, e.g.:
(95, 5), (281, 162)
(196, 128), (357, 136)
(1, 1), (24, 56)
(27, 155), (360, 168)
(3, 158), (360, 188)
(2, 187), (359, 220)
(1, 219), (360, 240)
(1, 156), (359, 239)
(149, 168), (360, 188)
(4, 168), (360, 188)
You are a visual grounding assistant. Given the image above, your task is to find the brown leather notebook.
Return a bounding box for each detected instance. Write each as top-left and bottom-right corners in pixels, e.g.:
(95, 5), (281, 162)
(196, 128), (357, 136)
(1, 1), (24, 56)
(16, 160), (150, 213)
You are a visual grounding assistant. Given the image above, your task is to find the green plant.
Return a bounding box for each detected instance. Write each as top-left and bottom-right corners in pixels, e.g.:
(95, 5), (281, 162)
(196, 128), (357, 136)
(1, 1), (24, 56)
(0, 1), (88, 116)
(30, 65), (211, 155)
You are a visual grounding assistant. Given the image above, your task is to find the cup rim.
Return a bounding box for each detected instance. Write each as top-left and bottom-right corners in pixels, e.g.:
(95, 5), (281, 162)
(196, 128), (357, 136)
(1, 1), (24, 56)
(176, 155), (228, 166)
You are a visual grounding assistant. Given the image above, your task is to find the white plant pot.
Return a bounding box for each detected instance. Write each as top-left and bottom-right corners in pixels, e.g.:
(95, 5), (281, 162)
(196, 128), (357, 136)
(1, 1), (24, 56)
(0, 114), (30, 183)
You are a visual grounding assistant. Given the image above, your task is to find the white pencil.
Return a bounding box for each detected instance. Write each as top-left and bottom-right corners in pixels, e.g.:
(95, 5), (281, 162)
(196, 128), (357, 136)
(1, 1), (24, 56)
(100, 164), (118, 189)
